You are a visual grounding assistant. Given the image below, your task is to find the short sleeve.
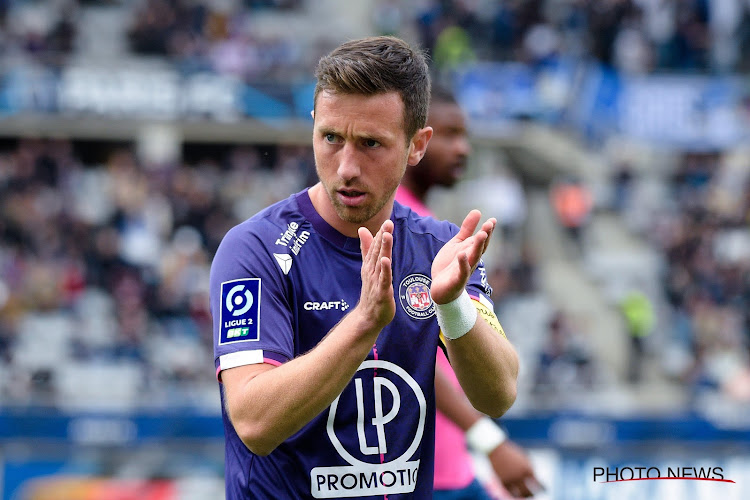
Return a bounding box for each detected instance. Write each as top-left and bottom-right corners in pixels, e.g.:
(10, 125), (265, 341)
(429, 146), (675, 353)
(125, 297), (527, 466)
(467, 260), (506, 337)
(466, 258), (493, 306)
(210, 222), (294, 378)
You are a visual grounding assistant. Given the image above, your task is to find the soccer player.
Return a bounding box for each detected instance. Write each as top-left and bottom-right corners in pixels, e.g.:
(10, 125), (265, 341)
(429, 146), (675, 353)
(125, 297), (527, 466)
(396, 87), (542, 499)
(210, 36), (519, 499)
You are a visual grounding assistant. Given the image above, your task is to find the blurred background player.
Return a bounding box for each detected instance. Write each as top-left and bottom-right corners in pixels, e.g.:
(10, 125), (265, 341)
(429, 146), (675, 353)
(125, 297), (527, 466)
(396, 87), (542, 499)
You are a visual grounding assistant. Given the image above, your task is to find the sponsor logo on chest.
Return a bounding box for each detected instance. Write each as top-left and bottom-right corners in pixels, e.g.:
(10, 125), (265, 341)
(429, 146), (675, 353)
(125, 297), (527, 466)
(273, 220), (310, 275)
(311, 360), (425, 498)
(275, 221), (310, 255)
(304, 299), (350, 312)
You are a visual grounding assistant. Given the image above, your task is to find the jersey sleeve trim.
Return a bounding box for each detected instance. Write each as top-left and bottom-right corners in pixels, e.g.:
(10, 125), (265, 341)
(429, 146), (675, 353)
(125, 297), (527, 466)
(216, 350), (289, 380)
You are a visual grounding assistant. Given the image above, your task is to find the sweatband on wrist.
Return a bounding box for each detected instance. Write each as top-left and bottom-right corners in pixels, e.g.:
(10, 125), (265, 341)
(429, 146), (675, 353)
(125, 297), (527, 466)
(466, 416), (507, 454)
(435, 290), (478, 340)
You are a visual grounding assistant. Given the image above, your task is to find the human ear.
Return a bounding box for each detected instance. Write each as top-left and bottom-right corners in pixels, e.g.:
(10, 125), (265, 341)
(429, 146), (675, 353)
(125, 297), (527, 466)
(407, 126), (433, 166)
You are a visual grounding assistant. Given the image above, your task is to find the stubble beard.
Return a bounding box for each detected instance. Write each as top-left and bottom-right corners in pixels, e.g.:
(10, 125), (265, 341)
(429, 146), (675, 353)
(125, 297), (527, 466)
(327, 184), (392, 225)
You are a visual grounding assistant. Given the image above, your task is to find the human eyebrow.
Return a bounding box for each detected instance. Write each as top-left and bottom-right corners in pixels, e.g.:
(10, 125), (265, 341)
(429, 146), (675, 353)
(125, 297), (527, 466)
(316, 126), (336, 136)
(359, 128), (395, 145)
(316, 127), (340, 141)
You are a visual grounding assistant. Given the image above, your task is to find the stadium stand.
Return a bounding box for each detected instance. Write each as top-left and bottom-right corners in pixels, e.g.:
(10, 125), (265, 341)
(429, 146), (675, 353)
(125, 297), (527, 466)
(2, 1), (750, 499)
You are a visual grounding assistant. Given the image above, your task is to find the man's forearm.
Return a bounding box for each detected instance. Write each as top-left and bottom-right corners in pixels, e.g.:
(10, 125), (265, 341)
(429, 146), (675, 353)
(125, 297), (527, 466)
(444, 316), (519, 418)
(222, 308), (382, 455)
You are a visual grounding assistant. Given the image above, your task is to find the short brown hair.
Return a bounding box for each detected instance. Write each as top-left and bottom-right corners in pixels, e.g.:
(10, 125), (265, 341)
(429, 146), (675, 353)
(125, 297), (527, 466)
(314, 36), (431, 140)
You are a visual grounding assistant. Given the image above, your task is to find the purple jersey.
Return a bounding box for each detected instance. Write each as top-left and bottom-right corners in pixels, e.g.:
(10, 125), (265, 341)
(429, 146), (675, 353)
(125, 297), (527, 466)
(210, 189), (492, 499)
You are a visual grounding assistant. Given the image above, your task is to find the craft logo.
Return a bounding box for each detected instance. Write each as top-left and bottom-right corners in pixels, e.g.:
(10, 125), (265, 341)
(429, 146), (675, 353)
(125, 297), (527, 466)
(304, 299), (350, 312)
(398, 274), (435, 320)
(593, 465), (735, 484)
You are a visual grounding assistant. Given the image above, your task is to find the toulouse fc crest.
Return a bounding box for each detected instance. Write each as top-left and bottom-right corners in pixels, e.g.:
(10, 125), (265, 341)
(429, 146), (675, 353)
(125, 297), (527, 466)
(398, 274), (436, 320)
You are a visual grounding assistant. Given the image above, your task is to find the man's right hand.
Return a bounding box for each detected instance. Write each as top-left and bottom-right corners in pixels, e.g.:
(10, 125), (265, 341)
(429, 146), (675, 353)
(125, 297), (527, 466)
(357, 219), (396, 330)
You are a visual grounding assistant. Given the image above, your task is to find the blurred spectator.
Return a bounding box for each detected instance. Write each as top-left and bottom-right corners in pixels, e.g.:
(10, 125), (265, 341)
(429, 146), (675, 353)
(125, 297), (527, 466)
(550, 175), (593, 255)
(611, 161), (635, 213)
(619, 289), (655, 384)
(127, 0), (180, 55)
(534, 310), (595, 395)
(522, 22), (561, 66)
(433, 25), (476, 74)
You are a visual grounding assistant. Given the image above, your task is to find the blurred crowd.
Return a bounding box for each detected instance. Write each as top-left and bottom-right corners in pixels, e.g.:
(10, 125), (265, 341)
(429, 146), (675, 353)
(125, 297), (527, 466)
(1, 0), (749, 412)
(0, 138), (312, 409)
(644, 150), (750, 403)
(126, 0), (308, 81)
(0, 0), (308, 80)
(404, 0), (750, 74)
(4, 0), (750, 78)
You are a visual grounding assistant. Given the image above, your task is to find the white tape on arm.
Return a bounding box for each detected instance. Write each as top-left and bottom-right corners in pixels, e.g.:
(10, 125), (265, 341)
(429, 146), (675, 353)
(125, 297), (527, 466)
(466, 416), (507, 454)
(435, 290), (478, 340)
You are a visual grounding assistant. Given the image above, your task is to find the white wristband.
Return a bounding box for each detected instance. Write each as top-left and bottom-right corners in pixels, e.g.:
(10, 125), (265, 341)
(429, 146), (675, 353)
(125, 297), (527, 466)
(435, 290), (478, 340)
(466, 417), (507, 455)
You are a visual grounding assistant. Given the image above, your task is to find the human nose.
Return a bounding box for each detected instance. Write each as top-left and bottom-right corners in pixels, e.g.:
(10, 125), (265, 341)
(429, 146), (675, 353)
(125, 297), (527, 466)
(456, 136), (471, 157)
(337, 144), (360, 182)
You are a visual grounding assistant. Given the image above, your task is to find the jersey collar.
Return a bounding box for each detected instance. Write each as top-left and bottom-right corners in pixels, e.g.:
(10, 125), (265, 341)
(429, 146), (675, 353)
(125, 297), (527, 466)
(296, 188), (362, 253)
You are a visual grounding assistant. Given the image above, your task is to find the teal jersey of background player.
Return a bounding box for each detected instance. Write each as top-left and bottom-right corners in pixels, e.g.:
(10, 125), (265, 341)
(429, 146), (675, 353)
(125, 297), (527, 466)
(210, 188), (493, 499)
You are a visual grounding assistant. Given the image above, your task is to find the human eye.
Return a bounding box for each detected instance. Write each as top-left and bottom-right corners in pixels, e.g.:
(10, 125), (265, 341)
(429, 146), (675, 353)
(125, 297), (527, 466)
(363, 138), (381, 148)
(324, 133), (341, 144)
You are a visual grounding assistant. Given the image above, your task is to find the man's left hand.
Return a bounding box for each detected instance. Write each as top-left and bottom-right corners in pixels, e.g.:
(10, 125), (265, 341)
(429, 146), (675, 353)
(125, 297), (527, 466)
(430, 210), (496, 304)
